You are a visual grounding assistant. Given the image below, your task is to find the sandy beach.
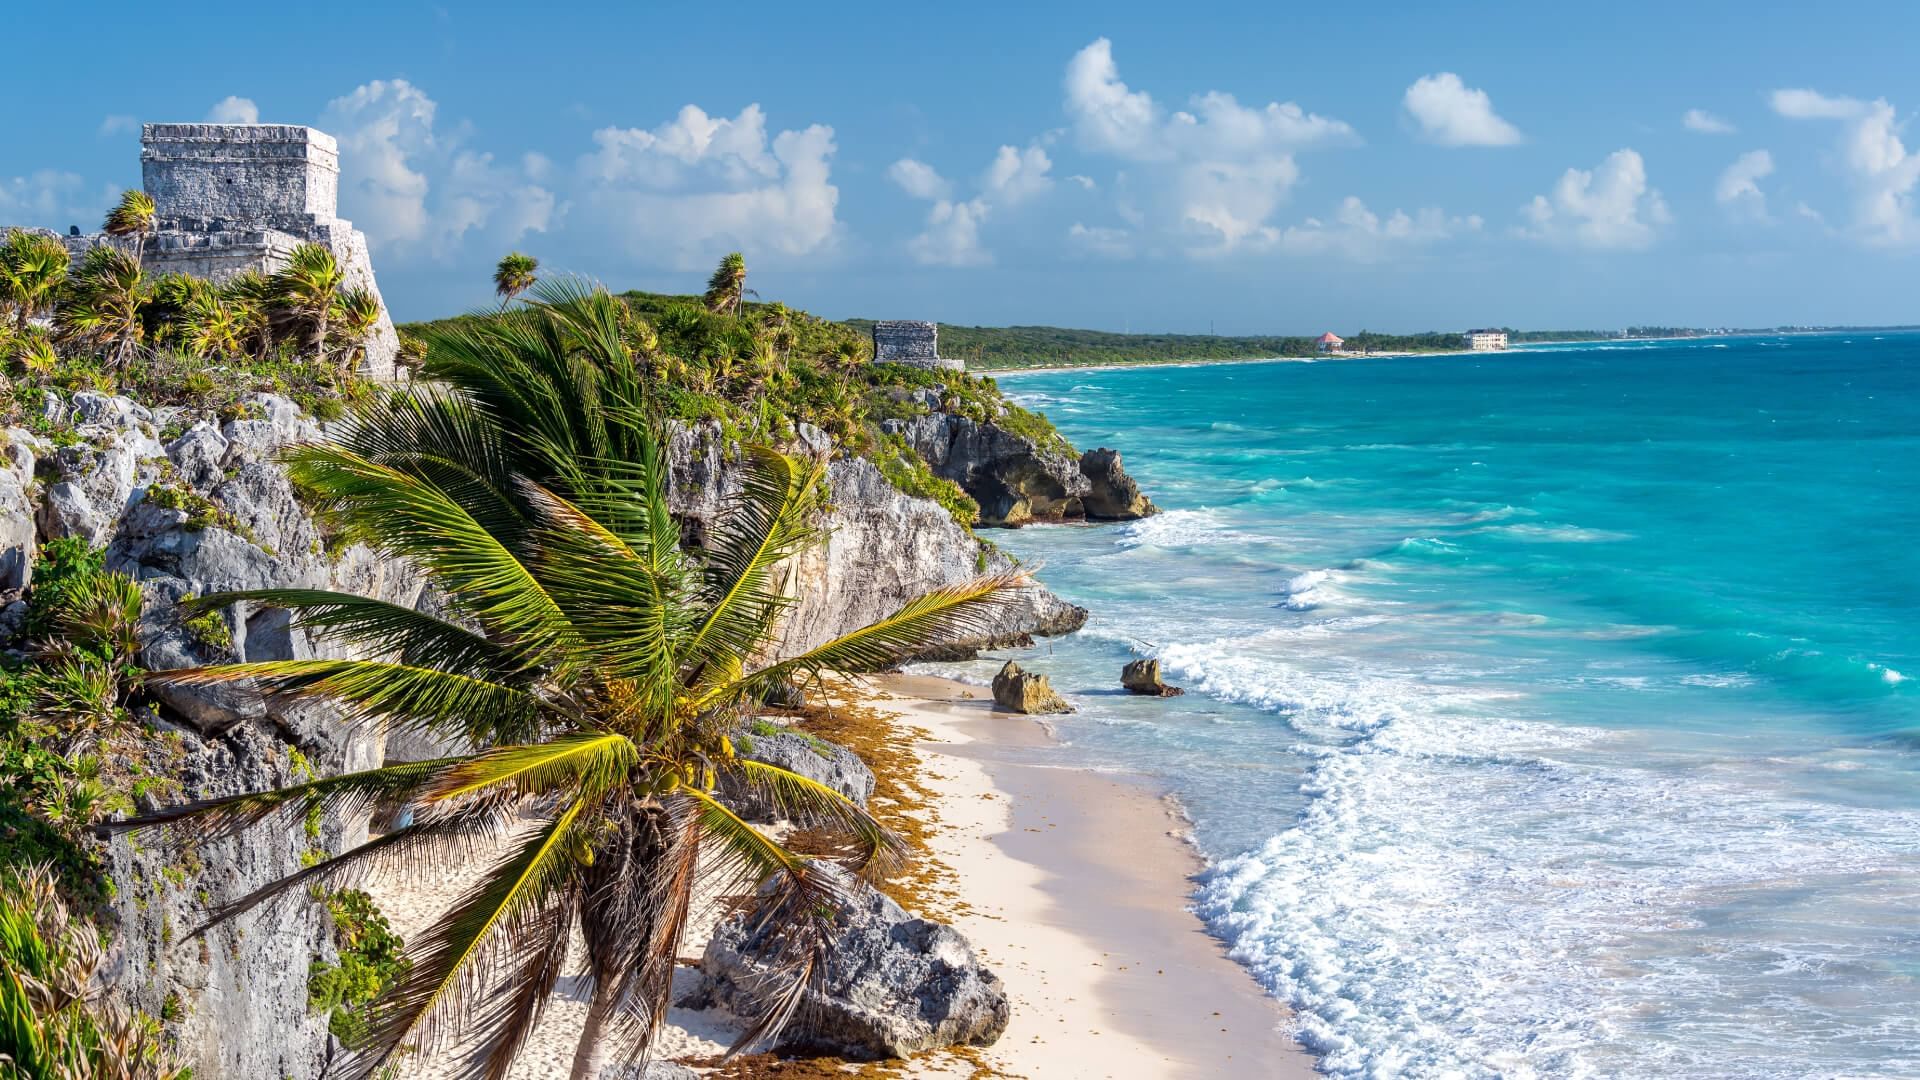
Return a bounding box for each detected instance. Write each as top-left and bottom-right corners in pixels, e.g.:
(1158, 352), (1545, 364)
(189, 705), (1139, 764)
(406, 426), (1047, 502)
(366, 674), (1311, 1078)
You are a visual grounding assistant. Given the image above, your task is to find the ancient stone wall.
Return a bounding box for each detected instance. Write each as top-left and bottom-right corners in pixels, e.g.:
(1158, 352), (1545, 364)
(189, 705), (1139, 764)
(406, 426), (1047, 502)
(872, 320), (962, 371)
(141, 124), (338, 232)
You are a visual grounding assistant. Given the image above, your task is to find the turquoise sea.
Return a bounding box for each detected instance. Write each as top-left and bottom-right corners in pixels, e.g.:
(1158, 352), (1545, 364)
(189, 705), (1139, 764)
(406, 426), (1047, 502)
(940, 335), (1920, 1078)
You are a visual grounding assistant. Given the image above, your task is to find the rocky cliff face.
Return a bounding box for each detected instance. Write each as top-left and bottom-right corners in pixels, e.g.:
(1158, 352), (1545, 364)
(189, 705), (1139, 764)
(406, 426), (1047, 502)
(667, 421), (1087, 657)
(6, 390), (424, 1078)
(882, 404), (1158, 528)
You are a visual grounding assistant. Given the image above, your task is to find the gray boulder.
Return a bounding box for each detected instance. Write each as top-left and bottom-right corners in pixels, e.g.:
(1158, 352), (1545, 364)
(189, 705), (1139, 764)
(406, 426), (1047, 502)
(1079, 447), (1159, 520)
(991, 660), (1073, 715)
(0, 433), (35, 592)
(697, 872), (1009, 1059)
(717, 727), (875, 824)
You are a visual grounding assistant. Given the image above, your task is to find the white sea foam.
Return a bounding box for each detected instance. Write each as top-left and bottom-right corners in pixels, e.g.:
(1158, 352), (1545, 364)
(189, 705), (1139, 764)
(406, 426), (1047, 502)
(1114, 507), (1252, 549)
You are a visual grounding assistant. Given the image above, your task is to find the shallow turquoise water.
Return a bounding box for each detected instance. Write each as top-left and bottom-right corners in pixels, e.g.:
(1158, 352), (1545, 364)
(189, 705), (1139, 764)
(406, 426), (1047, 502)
(941, 335), (1920, 1078)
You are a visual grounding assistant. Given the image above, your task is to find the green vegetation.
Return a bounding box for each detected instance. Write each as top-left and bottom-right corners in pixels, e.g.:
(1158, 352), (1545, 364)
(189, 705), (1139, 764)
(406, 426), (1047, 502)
(308, 889), (410, 1044)
(116, 279), (1022, 1078)
(0, 220), (381, 423)
(0, 863), (186, 1079)
(492, 251), (538, 307)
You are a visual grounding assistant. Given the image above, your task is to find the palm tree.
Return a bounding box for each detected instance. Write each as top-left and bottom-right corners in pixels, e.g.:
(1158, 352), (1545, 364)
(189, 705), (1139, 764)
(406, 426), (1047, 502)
(271, 243), (344, 366)
(493, 252), (538, 307)
(102, 190), (156, 266)
(222, 272), (276, 361)
(703, 252), (750, 316)
(330, 286), (384, 379)
(0, 230), (72, 332)
(115, 279), (1019, 1080)
(57, 246), (146, 367)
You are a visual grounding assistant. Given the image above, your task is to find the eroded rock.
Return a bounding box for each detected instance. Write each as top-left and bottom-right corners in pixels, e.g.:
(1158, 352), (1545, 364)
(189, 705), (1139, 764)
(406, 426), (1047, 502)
(991, 660), (1073, 715)
(1121, 657), (1184, 697)
(717, 726), (875, 824)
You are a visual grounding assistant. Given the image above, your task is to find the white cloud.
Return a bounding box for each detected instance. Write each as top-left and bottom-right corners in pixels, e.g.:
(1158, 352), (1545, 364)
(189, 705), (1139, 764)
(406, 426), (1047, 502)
(982, 144), (1053, 205)
(1517, 148), (1669, 250)
(1715, 150), (1774, 221)
(1683, 108), (1736, 134)
(0, 170), (113, 227)
(887, 158), (950, 200)
(1402, 73), (1522, 147)
(1066, 222), (1133, 259)
(206, 96), (260, 125)
(1062, 38), (1355, 255)
(1278, 196), (1482, 259)
(1068, 174), (1096, 190)
(322, 79), (555, 260)
(98, 115), (138, 137)
(579, 103), (838, 266)
(908, 198), (991, 266)
(1771, 87), (1920, 247)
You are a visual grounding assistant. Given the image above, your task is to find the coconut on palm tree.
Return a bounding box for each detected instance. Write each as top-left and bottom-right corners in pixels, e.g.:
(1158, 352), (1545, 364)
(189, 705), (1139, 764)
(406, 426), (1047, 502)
(103, 190), (156, 266)
(703, 252), (750, 316)
(115, 279), (1019, 1080)
(0, 230), (72, 332)
(492, 252), (538, 307)
(271, 243), (345, 367)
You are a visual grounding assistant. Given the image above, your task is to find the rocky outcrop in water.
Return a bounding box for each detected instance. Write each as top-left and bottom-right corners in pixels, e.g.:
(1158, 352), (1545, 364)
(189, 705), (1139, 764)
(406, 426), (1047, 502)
(882, 406), (1157, 528)
(1121, 658), (1184, 697)
(695, 870), (1010, 1059)
(991, 660), (1073, 715)
(667, 421), (1087, 657)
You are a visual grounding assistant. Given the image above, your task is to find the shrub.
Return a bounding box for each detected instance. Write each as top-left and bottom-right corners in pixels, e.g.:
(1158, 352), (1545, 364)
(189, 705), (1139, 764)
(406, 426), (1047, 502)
(308, 889), (409, 1044)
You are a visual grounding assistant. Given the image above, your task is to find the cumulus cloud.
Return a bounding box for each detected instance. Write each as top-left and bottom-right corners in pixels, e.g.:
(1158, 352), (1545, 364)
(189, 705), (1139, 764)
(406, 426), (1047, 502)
(206, 96), (261, 124)
(891, 141), (1054, 264)
(1715, 150), (1774, 221)
(320, 79), (558, 262)
(580, 103), (839, 266)
(98, 115), (138, 137)
(1517, 148), (1669, 250)
(1771, 87), (1920, 247)
(1062, 38), (1354, 254)
(1683, 108), (1735, 134)
(908, 199), (991, 266)
(887, 159), (950, 200)
(982, 144), (1053, 205)
(1278, 197), (1483, 259)
(1403, 73), (1522, 147)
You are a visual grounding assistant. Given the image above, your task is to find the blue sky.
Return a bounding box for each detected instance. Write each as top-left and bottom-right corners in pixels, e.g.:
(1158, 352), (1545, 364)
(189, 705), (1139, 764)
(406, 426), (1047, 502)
(5, 1), (1919, 332)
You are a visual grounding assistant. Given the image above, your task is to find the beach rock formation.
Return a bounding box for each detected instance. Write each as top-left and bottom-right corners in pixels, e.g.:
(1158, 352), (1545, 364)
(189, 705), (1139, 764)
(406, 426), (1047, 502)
(882, 408), (1157, 528)
(1080, 448), (1160, 520)
(667, 421), (1087, 658)
(991, 660), (1073, 714)
(1121, 658), (1184, 697)
(696, 872), (1010, 1059)
(718, 727), (875, 824)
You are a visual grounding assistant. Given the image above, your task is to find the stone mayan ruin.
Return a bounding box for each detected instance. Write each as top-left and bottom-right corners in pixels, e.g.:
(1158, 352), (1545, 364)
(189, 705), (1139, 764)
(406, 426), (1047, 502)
(18, 123), (399, 378)
(872, 320), (963, 371)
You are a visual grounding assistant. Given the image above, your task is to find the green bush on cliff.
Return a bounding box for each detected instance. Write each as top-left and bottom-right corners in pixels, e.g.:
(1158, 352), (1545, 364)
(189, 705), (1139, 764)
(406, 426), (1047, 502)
(308, 889), (410, 1044)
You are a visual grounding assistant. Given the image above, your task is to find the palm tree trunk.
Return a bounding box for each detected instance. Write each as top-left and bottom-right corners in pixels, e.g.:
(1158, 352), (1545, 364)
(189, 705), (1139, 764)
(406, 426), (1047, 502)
(569, 979), (620, 1080)
(312, 309), (328, 368)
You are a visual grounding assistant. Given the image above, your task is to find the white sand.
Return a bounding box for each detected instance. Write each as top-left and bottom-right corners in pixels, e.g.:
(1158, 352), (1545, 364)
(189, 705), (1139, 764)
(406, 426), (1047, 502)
(365, 674), (1316, 1078)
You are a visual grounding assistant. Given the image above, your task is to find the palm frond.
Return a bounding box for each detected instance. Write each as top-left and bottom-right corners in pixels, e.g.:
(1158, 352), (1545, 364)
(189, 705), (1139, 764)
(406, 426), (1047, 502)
(143, 660), (554, 744)
(420, 733), (638, 804)
(188, 589), (528, 680)
(730, 760), (906, 877)
(681, 448), (823, 680)
(106, 757), (456, 841)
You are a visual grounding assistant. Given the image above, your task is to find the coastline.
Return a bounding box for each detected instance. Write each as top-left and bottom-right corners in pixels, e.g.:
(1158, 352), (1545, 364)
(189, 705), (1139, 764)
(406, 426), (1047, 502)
(864, 673), (1312, 1079)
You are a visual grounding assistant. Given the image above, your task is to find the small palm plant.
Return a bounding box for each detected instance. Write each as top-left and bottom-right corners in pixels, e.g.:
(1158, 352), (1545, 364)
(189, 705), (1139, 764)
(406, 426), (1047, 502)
(492, 251), (538, 307)
(329, 286), (384, 379)
(271, 242), (345, 367)
(221, 271), (276, 361)
(56, 246), (146, 368)
(103, 190), (157, 266)
(0, 229), (73, 332)
(703, 251), (750, 316)
(116, 279), (1019, 1079)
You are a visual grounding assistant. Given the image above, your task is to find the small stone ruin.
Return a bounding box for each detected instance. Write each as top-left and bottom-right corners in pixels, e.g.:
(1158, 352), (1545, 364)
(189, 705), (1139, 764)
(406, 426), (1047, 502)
(872, 320), (963, 371)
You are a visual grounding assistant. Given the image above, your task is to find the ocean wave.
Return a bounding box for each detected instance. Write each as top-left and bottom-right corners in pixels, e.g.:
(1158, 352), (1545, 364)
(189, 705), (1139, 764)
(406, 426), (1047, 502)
(1114, 507), (1257, 549)
(1477, 522), (1633, 543)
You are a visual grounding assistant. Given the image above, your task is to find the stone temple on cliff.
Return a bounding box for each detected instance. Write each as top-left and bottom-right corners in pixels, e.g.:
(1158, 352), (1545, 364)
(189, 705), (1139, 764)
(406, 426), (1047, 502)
(872, 320), (963, 372)
(19, 123), (399, 378)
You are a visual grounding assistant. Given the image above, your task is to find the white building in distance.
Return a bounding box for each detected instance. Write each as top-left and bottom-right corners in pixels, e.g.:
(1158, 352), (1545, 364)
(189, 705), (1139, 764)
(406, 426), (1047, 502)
(1463, 329), (1509, 351)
